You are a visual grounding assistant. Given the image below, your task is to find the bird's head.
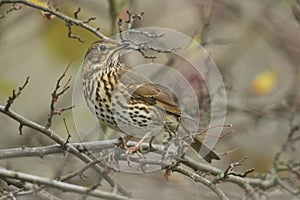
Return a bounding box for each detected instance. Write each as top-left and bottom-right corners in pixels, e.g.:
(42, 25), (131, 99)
(81, 39), (128, 80)
(84, 39), (128, 66)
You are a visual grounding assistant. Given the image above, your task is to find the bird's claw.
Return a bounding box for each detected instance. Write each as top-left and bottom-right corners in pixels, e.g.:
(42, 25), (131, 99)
(125, 145), (144, 166)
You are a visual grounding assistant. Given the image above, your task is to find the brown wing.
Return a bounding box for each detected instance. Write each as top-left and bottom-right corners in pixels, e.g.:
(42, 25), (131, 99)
(133, 83), (181, 115)
(118, 69), (181, 115)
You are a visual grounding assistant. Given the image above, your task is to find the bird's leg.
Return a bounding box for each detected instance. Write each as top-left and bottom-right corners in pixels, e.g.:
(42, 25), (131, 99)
(104, 136), (132, 168)
(147, 136), (155, 152)
(123, 135), (133, 146)
(125, 131), (151, 160)
(111, 134), (150, 166)
(112, 135), (132, 148)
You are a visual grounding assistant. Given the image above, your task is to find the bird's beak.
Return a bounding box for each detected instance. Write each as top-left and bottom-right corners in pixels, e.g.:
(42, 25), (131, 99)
(117, 42), (129, 50)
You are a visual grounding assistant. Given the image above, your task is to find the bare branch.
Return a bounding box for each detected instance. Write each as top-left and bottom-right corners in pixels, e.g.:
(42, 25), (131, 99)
(66, 21), (84, 43)
(59, 159), (101, 182)
(125, 42), (180, 60)
(0, 105), (131, 197)
(173, 166), (229, 200)
(2, 1), (299, 199)
(124, 11), (164, 38)
(0, 168), (134, 200)
(73, 7), (96, 30)
(4, 76), (29, 111)
(0, 177), (61, 200)
(116, 10), (178, 60)
(46, 63), (73, 128)
(213, 156), (254, 184)
(181, 156), (261, 199)
(0, 0), (111, 41)
(0, 141), (113, 159)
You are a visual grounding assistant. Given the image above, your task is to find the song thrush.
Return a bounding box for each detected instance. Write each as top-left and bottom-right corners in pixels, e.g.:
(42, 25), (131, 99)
(81, 39), (220, 163)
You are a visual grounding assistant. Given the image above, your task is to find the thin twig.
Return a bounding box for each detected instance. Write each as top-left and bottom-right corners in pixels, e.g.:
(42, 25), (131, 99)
(117, 10), (178, 60)
(66, 21), (84, 43)
(83, 17), (96, 24)
(4, 76), (29, 111)
(213, 156), (254, 184)
(0, 3), (21, 19)
(118, 18), (125, 41)
(125, 10), (144, 29)
(46, 63), (73, 128)
(62, 118), (72, 155)
(74, 7), (81, 19)
(59, 159), (101, 182)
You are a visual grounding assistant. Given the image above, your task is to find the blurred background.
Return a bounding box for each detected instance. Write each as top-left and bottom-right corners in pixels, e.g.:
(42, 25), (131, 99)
(0, 0), (300, 199)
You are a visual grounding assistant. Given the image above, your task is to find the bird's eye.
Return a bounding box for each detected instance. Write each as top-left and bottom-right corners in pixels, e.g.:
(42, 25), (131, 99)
(98, 45), (106, 51)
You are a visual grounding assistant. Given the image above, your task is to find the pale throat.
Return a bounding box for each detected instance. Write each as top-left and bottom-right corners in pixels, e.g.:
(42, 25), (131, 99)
(106, 52), (123, 71)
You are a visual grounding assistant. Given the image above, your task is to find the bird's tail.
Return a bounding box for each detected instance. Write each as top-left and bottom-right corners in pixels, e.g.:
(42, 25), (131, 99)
(179, 114), (220, 163)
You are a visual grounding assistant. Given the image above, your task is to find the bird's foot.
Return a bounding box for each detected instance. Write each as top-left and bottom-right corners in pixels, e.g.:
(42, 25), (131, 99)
(124, 145), (144, 167)
(104, 147), (123, 170)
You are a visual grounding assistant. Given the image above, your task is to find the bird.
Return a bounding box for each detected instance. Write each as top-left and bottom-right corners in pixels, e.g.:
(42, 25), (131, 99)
(81, 38), (220, 163)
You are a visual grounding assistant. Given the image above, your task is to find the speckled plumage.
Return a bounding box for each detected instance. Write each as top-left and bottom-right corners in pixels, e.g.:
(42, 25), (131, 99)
(81, 39), (220, 163)
(82, 40), (166, 136)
